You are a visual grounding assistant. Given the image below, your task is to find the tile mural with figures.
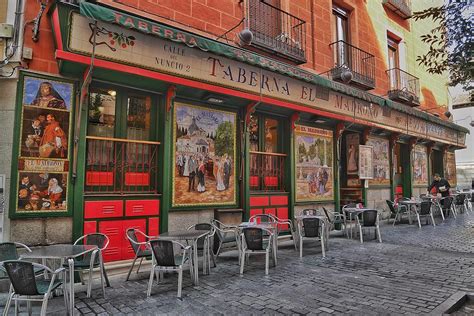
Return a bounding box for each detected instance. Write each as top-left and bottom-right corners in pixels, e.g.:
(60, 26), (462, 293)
(295, 125), (334, 202)
(172, 103), (236, 207)
(11, 73), (74, 216)
(413, 145), (428, 186)
(445, 152), (456, 186)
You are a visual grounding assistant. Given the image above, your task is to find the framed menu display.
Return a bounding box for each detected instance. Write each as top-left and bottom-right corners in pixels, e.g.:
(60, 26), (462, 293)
(358, 145), (374, 179)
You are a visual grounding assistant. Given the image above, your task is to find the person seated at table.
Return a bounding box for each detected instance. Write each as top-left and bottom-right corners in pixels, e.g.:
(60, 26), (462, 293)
(427, 173), (451, 198)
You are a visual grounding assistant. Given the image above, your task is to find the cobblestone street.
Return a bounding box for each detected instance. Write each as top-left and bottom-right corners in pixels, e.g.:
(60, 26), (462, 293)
(2, 212), (473, 315)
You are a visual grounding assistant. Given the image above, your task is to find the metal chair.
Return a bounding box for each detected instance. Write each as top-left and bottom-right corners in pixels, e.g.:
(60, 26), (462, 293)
(2, 261), (67, 316)
(298, 217), (326, 258)
(385, 200), (408, 226)
(249, 213), (277, 225)
(454, 194), (466, 214)
(147, 239), (192, 298)
(322, 207), (345, 232)
(68, 233), (109, 298)
(465, 192), (473, 212)
(415, 201), (436, 227)
(356, 210), (382, 243)
(125, 228), (154, 281)
(439, 196), (456, 218)
(342, 204), (358, 238)
(267, 214), (298, 251)
(239, 227), (276, 275)
(210, 219), (240, 258)
(187, 223), (216, 274)
(0, 242), (44, 279)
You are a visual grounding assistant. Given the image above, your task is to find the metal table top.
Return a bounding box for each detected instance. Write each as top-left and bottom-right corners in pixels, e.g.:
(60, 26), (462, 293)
(158, 230), (209, 241)
(20, 244), (97, 260)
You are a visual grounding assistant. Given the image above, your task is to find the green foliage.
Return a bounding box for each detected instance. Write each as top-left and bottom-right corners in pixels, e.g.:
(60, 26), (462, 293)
(413, 1), (472, 90)
(214, 121), (234, 157)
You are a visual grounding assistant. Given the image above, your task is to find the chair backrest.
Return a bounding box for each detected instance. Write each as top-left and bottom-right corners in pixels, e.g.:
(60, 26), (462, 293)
(77, 233), (109, 251)
(302, 209), (318, 216)
(126, 229), (141, 254)
(361, 210), (378, 227)
(322, 207), (332, 223)
(419, 201), (432, 215)
(149, 240), (177, 267)
(0, 243), (19, 262)
(189, 223), (213, 249)
(385, 200), (396, 214)
(3, 261), (39, 296)
(302, 218), (321, 238)
(249, 214), (276, 224)
(243, 228), (264, 251)
(441, 196), (453, 208)
(455, 194), (465, 205)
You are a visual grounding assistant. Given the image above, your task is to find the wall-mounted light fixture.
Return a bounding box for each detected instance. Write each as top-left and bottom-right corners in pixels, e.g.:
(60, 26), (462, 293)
(204, 94), (227, 104)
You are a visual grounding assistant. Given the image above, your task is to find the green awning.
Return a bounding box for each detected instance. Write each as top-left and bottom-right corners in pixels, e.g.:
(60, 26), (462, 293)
(79, 1), (468, 134)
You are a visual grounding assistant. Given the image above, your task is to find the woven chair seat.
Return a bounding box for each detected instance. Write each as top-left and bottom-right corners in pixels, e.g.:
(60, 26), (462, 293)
(0, 265), (44, 279)
(137, 248), (152, 258)
(36, 279), (63, 295)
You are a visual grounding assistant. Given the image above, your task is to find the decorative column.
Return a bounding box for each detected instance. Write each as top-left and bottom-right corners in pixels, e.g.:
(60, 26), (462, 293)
(389, 133), (400, 201)
(334, 122), (345, 213)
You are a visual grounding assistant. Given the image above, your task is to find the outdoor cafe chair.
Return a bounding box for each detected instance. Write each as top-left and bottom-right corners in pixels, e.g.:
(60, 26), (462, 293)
(267, 214), (298, 251)
(465, 192), (473, 212)
(356, 210), (382, 243)
(322, 207), (345, 232)
(415, 200), (436, 228)
(125, 228), (154, 281)
(210, 219), (240, 258)
(386, 200), (408, 226)
(454, 193), (466, 214)
(2, 260), (67, 316)
(0, 242), (44, 279)
(439, 196), (456, 218)
(147, 239), (192, 299)
(297, 217), (326, 258)
(249, 213), (277, 225)
(239, 227), (276, 275)
(187, 223), (216, 274)
(342, 204), (358, 237)
(66, 233), (109, 298)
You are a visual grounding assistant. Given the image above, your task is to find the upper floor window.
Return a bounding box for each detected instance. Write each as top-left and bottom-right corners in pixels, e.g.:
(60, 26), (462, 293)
(333, 6), (349, 43)
(387, 37), (400, 88)
(247, 0), (306, 64)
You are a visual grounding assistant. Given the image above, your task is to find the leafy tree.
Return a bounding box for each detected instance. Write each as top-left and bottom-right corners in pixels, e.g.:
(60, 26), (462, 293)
(214, 121), (234, 157)
(413, 1), (472, 90)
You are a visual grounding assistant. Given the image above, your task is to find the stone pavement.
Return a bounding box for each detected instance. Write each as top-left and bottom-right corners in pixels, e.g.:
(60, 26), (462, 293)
(1, 211), (473, 315)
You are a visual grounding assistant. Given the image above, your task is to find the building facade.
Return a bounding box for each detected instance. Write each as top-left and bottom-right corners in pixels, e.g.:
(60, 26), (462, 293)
(0, 0), (468, 260)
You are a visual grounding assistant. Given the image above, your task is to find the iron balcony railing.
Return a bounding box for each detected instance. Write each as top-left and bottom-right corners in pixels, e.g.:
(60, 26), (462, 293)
(329, 40), (376, 90)
(386, 68), (420, 106)
(85, 136), (160, 195)
(249, 151), (286, 192)
(248, 0), (306, 64)
(382, 0), (412, 19)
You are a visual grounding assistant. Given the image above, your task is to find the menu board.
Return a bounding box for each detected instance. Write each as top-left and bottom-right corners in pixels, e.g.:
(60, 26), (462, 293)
(359, 145), (374, 179)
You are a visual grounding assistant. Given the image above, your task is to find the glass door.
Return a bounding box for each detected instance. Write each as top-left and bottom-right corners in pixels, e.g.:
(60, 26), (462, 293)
(85, 84), (158, 194)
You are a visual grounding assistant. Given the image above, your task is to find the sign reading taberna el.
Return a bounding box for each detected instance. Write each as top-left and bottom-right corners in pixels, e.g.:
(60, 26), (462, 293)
(70, 5), (465, 146)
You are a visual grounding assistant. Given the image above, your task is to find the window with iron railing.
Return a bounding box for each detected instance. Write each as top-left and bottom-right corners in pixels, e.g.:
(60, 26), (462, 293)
(386, 68), (420, 106)
(247, 0), (306, 64)
(330, 40), (376, 90)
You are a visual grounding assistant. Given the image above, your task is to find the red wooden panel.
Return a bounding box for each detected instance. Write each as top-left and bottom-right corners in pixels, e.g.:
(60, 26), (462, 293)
(83, 221), (97, 235)
(125, 200), (159, 217)
(277, 207), (289, 230)
(99, 221), (123, 262)
(270, 195), (288, 206)
(250, 208), (263, 219)
(264, 176), (278, 187)
(264, 208), (276, 216)
(249, 176), (259, 187)
(86, 171), (114, 186)
(249, 196), (269, 207)
(125, 172), (150, 186)
(122, 219), (147, 260)
(84, 200), (123, 219)
(148, 217), (160, 238)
